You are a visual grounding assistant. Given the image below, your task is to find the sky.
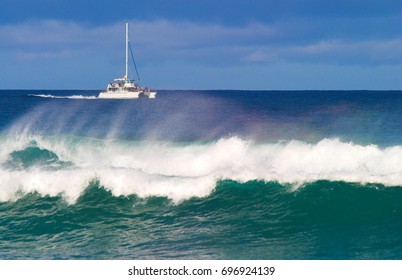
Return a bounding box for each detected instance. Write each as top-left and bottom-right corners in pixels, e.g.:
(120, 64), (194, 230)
(1, 0), (402, 90)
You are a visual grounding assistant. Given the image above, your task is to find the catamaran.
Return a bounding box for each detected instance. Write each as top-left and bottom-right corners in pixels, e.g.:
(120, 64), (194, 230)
(98, 22), (156, 99)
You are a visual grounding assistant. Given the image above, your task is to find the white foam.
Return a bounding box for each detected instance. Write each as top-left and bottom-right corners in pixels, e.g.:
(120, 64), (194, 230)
(29, 94), (97, 99)
(0, 135), (402, 203)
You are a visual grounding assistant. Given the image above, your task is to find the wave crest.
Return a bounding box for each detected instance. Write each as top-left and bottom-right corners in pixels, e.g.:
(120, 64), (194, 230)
(0, 135), (401, 203)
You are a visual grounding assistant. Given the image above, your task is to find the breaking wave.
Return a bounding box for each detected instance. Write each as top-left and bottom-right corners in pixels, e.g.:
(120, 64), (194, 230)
(0, 134), (401, 203)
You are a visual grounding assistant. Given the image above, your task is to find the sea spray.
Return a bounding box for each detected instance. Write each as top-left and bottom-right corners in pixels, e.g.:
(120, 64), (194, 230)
(1, 90), (402, 259)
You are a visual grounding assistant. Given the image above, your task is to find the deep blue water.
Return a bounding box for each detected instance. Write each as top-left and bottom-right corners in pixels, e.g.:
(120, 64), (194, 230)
(0, 90), (401, 259)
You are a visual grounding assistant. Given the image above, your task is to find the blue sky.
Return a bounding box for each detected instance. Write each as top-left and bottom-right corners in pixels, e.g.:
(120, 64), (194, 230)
(1, 0), (402, 89)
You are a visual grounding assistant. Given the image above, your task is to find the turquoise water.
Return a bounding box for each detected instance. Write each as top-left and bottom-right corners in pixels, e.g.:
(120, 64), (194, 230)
(0, 90), (401, 259)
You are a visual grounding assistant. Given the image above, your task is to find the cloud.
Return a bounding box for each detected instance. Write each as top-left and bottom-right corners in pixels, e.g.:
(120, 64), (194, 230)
(244, 50), (276, 63)
(1, 20), (95, 46)
(2, 18), (402, 66)
(0, 19), (278, 65)
(0, 20), (120, 59)
(129, 20), (276, 47)
(1, 17), (402, 89)
(14, 49), (85, 60)
(290, 39), (402, 64)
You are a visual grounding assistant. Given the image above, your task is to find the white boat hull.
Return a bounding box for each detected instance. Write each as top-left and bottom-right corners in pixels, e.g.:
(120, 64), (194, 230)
(144, 91), (157, 98)
(98, 90), (157, 99)
(98, 90), (141, 99)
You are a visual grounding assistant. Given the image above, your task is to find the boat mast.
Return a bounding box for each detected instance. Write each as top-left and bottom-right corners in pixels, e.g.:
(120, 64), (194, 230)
(125, 22), (129, 80)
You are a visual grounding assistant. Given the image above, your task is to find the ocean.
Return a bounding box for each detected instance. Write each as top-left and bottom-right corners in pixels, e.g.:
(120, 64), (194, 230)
(0, 89), (401, 259)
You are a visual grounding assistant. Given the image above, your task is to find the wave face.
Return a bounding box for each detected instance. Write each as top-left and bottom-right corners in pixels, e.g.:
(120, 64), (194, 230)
(2, 179), (402, 259)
